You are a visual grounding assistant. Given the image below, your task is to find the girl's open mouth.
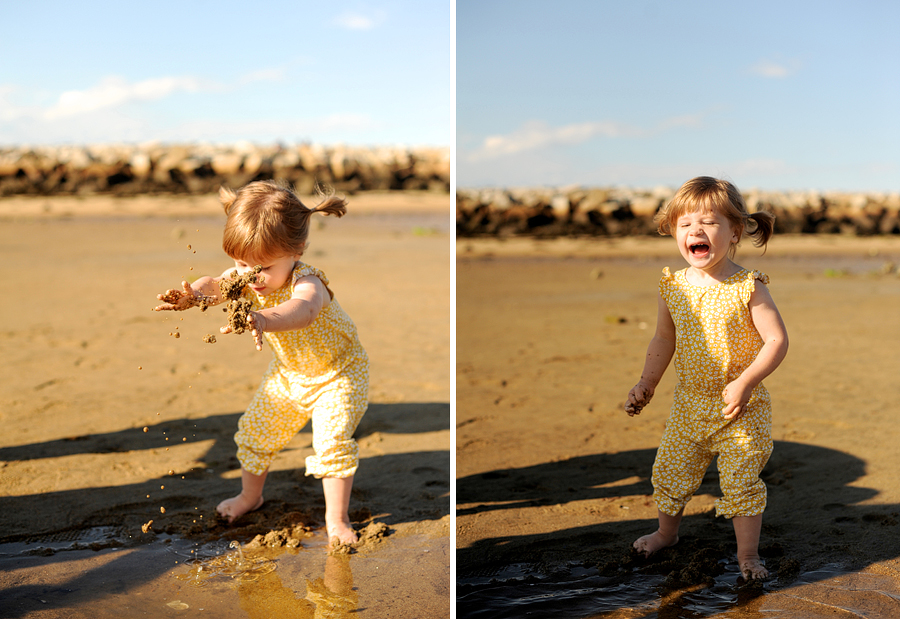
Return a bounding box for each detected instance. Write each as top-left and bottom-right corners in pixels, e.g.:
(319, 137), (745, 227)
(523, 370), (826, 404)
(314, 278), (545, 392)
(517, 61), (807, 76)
(689, 243), (710, 256)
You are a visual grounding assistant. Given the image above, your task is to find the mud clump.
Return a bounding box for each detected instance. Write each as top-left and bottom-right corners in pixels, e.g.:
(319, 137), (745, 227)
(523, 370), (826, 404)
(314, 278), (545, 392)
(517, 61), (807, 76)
(600, 538), (730, 588)
(359, 521), (389, 543)
(219, 266), (262, 334)
(159, 290), (181, 304)
(329, 521), (391, 555)
(329, 540), (354, 555)
(662, 546), (725, 590)
(244, 523), (312, 550)
(774, 557), (800, 583)
(159, 289), (214, 312)
(203, 334), (217, 344)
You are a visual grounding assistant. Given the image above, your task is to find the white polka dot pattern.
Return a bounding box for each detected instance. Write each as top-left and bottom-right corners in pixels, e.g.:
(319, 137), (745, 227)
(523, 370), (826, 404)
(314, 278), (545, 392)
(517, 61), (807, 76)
(651, 267), (773, 518)
(234, 262), (368, 478)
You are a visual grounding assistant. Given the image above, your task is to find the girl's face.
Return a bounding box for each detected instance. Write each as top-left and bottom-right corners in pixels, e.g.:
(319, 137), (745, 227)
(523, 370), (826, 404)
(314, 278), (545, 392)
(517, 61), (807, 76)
(233, 253), (301, 296)
(674, 208), (739, 273)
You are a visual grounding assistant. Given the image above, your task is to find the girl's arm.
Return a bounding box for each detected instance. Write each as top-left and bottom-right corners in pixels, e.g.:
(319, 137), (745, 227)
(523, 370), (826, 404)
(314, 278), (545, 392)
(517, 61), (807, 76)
(626, 292), (676, 416)
(153, 269), (233, 311)
(234, 275), (330, 351)
(721, 281), (789, 419)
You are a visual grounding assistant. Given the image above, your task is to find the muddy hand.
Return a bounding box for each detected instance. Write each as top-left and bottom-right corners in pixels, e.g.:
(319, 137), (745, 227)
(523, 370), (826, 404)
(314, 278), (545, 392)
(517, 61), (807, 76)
(721, 383), (750, 420)
(219, 311), (266, 351)
(626, 384), (654, 417)
(154, 281), (198, 311)
(249, 313), (266, 351)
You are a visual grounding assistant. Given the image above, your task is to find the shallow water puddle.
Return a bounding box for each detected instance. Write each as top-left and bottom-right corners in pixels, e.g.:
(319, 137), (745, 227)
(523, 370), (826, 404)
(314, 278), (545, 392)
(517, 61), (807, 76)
(0, 526), (449, 618)
(457, 561), (900, 618)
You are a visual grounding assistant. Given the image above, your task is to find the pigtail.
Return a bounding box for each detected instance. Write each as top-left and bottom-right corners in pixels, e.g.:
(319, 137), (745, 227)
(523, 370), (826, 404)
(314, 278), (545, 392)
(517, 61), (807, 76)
(312, 195), (348, 218)
(219, 186), (237, 214)
(308, 183), (347, 218)
(746, 210), (775, 250)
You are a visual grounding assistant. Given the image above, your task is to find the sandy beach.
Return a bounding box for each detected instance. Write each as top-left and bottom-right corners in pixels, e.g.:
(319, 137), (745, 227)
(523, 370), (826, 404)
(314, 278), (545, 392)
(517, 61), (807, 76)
(0, 191), (451, 618)
(457, 234), (900, 617)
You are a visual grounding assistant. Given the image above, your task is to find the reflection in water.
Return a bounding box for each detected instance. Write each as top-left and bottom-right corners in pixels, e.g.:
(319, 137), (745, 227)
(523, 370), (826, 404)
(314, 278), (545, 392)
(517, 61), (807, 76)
(304, 556), (358, 618)
(458, 562), (900, 619)
(237, 555), (357, 619)
(172, 542), (358, 618)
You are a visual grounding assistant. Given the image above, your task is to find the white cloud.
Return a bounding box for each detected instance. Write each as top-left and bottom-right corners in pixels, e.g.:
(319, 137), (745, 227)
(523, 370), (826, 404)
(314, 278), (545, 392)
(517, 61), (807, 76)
(43, 75), (205, 120)
(0, 106), (381, 145)
(333, 9), (386, 30)
(466, 113), (711, 162)
(238, 68), (286, 85)
(0, 69), (275, 126)
(468, 120), (633, 161)
(749, 58), (802, 79)
(657, 113), (705, 131)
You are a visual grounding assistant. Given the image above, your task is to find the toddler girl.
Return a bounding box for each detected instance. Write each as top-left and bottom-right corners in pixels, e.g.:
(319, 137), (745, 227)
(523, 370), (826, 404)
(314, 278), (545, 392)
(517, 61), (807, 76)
(155, 180), (368, 545)
(625, 176), (789, 580)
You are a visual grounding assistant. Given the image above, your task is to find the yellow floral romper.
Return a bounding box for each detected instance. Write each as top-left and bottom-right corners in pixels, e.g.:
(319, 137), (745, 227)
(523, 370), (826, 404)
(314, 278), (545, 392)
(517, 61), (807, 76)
(234, 262), (368, 479)
(652, 267), (773, 519)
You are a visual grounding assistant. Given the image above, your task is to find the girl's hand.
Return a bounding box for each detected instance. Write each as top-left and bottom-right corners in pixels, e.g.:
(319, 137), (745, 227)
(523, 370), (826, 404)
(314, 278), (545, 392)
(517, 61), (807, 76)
(722, 380), (752, 420)
(220, 311), (267, 351)
(626, 382), (655, 417)
(248, 312), (267, 351)
(154, 281), (200, 311)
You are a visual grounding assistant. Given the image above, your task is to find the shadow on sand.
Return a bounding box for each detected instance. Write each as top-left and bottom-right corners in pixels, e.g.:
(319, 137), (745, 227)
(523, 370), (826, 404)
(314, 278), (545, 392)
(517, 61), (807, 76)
(0, 401), (449, 618)
(457, 441), (900, 618)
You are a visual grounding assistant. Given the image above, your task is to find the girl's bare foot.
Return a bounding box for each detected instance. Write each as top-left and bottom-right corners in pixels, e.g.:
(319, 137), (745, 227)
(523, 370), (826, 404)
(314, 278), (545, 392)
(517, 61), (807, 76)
(326, 517), (358, 546)
(633, 530), (679, 557)
(216, 493), (264, 523)
(739, 558), (769, 580)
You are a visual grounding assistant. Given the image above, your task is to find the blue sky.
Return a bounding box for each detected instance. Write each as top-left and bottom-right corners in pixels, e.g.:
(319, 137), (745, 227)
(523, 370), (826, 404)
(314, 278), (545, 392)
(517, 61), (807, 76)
(0, 1), (452, 147)
(458, 1), (900, 192)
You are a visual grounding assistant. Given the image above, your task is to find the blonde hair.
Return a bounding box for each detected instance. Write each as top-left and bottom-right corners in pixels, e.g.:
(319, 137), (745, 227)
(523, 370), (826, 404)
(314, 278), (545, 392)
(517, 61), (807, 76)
(220, 180), (347, 261)
(655, 176), (774, 254)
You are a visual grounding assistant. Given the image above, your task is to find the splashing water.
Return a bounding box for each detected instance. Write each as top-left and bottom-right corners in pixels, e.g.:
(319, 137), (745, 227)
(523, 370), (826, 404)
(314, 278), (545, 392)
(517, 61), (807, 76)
(173, 540), (276, 587)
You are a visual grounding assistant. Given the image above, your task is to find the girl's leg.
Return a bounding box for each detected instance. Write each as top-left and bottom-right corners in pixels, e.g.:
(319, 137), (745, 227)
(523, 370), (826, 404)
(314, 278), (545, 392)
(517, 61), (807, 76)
(733, 514), (767, 579)
(714, 406), (772, 579)
(634, 508), (683, 556)
(217, 468), (268, 523)
(323, 475), (357, 544)
(307, 367), (368, 546)
(639, 407), (711, 557)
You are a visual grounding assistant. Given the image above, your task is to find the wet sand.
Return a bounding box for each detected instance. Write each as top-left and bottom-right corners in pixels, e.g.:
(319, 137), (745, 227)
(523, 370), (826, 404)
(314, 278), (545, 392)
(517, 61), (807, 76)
(457, 235), (900, 617)
(0, 192), (451, 618)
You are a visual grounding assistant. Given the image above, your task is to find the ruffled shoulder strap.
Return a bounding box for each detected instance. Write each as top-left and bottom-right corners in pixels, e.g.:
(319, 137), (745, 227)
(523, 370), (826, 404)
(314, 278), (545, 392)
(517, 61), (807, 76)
(749, 269), (769, 286)
(294, 262), (334, 299)
(739, 269), (769, 304)
(658, 266), (675, 299)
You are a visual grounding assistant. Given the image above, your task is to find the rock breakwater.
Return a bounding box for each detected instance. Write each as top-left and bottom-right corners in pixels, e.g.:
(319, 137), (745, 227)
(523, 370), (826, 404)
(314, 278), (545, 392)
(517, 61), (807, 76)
(457, 186), (900, 237)
(0, 143), (449, 196)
